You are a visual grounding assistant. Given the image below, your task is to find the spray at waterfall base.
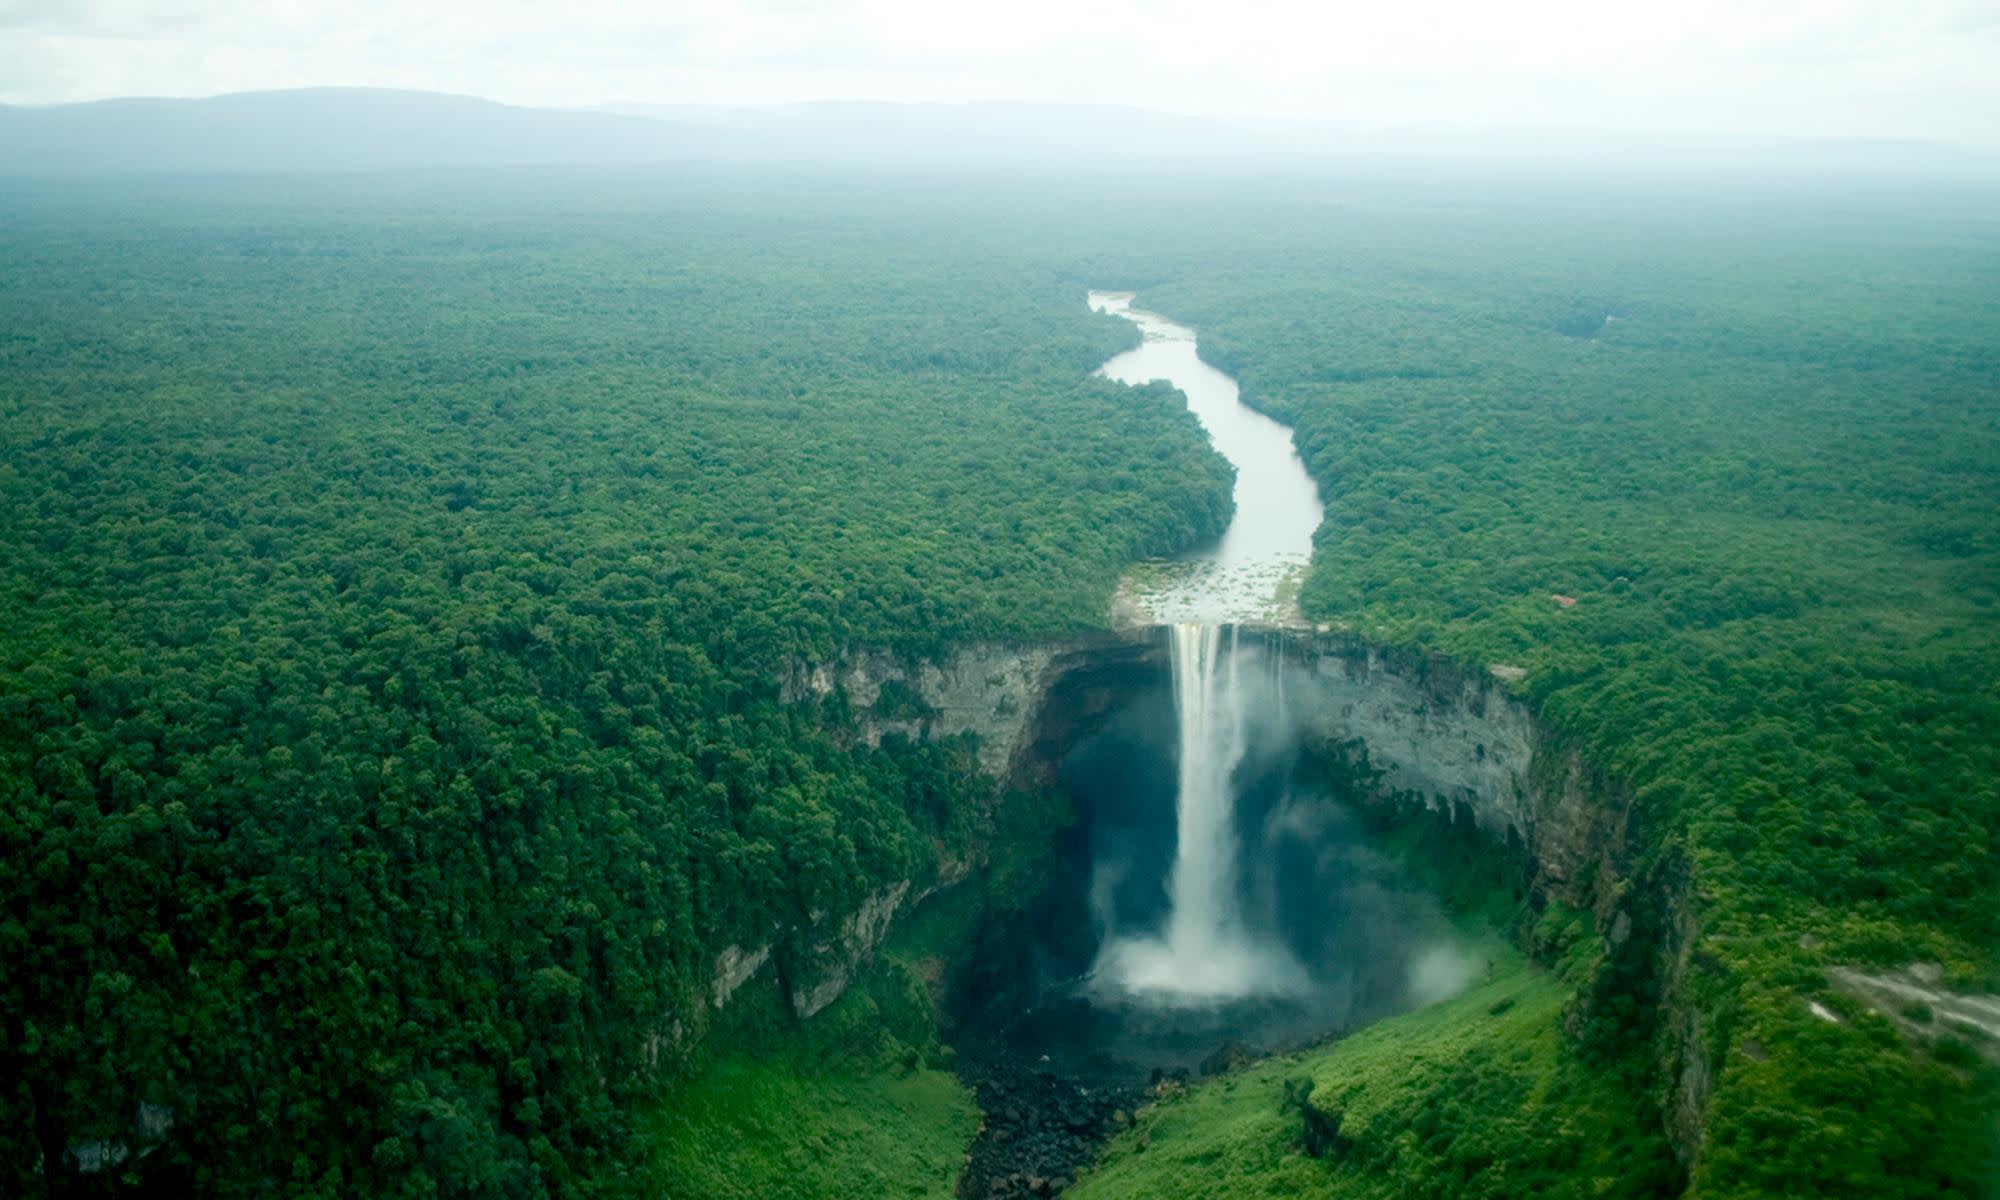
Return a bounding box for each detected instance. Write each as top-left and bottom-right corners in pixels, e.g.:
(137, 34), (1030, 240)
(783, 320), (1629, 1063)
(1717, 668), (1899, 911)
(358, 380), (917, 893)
(1001, 624), (1484, 1076)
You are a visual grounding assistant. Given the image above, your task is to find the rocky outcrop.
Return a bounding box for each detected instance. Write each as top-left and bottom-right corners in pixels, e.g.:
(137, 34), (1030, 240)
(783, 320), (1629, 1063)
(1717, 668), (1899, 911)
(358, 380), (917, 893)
(711, 943), (773, 1009)
(696, 880), (915, 1026)
(1827, 964), (2000, 1062)
(790, 880), (912, 1019)
(1301, 640), (1538, 838)
(1298, 636), (1636, 898)
(1657, 858), (1714, 1165)
(1293, 632), (1701, 1167)
(781, 631), (1168, 781)
(698, 634), (1154, 1032)
(783, 643), (1062, 778)
(64, 1101), (173, 1177)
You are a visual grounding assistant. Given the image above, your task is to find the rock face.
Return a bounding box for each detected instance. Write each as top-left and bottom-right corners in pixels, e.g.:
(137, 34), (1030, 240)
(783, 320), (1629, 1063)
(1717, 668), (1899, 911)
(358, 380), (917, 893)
(744, 626), (1701, 1167)
(1292, 633), (1706, 1167)
(1298, 637), (1635, 897)
(711, 943), (773, 1009)
(697, 880), (918, 1025)
(1827, 965), (2000, 1062)
(783, 642), (1066, 778)
(791, 880), (912, 1019)
(1304, 641), (1538, 838)
(699, 633), (1157, 1035)
(65, 1102), (174, 1177)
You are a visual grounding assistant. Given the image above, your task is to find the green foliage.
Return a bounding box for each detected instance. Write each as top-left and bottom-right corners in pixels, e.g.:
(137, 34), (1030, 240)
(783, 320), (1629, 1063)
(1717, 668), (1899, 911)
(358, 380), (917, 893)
(1122, 179), (2000, 1197)
(0, 173), (1229, 1195)
(1073, 955), (1679, 1199)
(635, 953), (976, 1200)
(1696, 977), (1999, 1199)
(4, 164), (1996, 1198)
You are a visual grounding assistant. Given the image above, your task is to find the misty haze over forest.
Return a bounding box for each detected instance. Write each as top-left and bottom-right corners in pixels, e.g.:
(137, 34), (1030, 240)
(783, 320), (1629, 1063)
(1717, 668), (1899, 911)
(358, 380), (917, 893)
(5, 0), (1997, 146)
(3, 87), (1999, 177)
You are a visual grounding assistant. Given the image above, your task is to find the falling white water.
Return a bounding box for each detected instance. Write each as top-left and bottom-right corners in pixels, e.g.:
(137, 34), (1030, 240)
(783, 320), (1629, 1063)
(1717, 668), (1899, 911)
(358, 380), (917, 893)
(1165, 624), (1248, 963)
(1092, 623), (1308, 1003)
(1274, 635), (1288, 731)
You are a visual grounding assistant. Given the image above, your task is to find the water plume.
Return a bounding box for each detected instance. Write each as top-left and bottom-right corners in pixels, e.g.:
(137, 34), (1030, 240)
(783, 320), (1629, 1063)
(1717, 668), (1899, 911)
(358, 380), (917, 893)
(1091, 623), (1308, 1004)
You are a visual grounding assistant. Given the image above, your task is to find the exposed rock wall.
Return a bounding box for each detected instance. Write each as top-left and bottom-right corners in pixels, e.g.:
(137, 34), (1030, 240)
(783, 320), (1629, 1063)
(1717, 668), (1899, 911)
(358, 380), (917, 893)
(782, 642), (1065, 778)
(790, 880), (912, 1019)
(1297, 635), (1637, 909)
(1301, 641), (1538, 839)
(711, 943), (773, 1009)
(741, 628), (1704, 1167)
(698, 880), (916, 1024)
(64, 1101), (174, 1178)
(714, 633), (1156, 1030)
(1293, 632), (1701, 1167)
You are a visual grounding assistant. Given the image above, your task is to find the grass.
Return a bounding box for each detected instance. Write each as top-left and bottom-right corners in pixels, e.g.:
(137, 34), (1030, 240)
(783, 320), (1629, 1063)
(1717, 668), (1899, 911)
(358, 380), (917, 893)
(626, 779), (1078, 1199)
(1072, 949), (1679, 1199)
(638, 1041), (975, 1200)
(634, 926), (980, 1200)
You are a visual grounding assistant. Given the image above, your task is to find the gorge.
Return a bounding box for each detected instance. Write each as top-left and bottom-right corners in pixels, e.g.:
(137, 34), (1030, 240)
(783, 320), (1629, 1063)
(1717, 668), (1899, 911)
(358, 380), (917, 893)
(1083, 290), (1326, 1012)
(744, 293), (1659, 1197)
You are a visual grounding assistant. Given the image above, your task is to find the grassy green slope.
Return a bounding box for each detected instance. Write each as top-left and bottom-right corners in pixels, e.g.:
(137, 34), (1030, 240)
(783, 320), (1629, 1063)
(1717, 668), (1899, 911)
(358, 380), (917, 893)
(635, 766), (1074, 1199)
(649, 1057), (973, 1200)
(638, 963), (977, 1200)
(1075, 942), (1675, 1200)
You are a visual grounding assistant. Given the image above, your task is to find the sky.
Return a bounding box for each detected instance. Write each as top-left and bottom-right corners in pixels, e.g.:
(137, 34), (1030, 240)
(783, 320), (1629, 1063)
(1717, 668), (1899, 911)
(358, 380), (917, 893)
(3, 0), (1998, 145)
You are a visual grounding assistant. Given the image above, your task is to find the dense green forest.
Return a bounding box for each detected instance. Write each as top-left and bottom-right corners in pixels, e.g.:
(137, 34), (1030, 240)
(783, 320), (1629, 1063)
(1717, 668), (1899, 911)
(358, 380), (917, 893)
(0, 174), (1230, 1195)
(1132, 187), (2000, 1196)
(3, 168), (1997, 1197)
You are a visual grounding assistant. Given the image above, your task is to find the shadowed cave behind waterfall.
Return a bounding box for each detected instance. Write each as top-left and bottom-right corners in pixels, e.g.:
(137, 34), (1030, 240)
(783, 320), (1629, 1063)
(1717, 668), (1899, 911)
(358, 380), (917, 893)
(955, 627), (1492, 1082)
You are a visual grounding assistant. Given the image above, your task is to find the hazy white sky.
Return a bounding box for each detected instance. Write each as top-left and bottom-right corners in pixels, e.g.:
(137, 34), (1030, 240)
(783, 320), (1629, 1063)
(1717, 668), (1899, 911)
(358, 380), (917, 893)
(4, 0), (1997, 144)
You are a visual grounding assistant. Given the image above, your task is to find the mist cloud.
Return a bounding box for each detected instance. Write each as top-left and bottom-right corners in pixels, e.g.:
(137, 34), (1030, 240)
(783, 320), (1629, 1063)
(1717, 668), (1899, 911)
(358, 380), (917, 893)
(2, 0), (1995, 146)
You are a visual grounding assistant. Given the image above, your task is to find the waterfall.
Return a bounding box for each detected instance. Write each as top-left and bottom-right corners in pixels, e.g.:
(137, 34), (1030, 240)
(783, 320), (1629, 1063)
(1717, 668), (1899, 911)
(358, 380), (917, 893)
(1162, 623), (1250, 967)
(1092, 623), (1307, 1004)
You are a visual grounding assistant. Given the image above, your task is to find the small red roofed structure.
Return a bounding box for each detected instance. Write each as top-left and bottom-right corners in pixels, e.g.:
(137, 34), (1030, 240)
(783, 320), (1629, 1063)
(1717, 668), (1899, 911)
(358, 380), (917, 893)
(1551, 594), (1578, 608)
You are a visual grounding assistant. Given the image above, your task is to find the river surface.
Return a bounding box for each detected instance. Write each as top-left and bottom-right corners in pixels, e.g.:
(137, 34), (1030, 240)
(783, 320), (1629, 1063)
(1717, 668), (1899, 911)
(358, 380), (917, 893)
(1089, 291), (1323, 626)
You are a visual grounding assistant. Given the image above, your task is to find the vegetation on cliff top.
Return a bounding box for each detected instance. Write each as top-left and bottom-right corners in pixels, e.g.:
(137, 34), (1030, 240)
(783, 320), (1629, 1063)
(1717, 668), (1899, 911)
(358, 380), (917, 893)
(2, 166), (1995, 1197)
(0, 173), (1229, 1196)
(1132, 180), (2000, 1196)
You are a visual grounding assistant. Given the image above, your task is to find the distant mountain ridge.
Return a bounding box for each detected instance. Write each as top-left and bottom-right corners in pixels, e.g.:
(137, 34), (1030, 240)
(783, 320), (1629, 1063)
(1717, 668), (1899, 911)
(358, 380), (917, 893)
(4, 87), (1996, 176)
(0, 88), (709, 174)
(600, 99), (1263, 161)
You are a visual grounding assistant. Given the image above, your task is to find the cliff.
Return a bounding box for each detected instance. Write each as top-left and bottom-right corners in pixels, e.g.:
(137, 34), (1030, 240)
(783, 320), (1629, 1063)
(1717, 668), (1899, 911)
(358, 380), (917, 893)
(723, 627), (1705, 1163)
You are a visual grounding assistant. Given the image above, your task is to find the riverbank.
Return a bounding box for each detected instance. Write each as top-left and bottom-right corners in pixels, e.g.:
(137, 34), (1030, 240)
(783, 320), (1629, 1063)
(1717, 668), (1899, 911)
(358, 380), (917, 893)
(1088, 291), (1322, 627)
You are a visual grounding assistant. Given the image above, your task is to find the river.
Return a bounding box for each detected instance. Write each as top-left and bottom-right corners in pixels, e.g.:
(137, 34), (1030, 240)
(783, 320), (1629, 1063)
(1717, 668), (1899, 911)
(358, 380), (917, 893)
(1089, 291), (1323, 626)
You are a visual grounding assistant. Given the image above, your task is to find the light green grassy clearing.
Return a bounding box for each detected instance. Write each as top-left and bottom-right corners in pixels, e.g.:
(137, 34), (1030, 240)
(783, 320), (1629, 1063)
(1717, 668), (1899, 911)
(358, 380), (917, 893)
(1074, 947), (1674, 1199)
(636, 940), (979, 1200)
(640, 1040), (975, 1200)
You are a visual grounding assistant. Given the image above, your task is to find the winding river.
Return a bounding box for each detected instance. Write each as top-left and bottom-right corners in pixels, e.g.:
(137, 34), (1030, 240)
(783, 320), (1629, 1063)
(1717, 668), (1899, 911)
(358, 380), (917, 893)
(1088, 291), (1324, 626)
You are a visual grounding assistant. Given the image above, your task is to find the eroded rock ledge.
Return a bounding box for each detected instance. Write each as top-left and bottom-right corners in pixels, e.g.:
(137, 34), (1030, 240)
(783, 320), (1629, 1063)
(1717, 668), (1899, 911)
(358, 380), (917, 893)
(700, 631), (1160, 1028)
(719, 627), (1706, 1162)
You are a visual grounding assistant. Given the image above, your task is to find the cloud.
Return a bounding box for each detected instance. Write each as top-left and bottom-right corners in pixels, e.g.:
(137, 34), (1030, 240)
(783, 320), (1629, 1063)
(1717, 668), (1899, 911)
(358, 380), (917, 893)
(1, 0), (1995, 146)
